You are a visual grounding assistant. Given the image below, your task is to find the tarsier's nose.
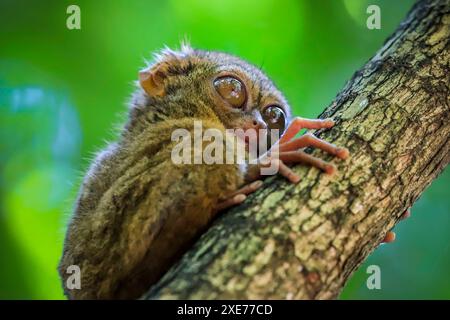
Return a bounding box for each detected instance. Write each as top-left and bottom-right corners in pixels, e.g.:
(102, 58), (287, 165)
(243, 111), (267, 131)
(249, 119), (267, 131)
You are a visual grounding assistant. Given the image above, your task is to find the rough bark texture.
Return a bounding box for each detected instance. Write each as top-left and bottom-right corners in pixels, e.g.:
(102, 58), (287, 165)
(144, 0), (450, 299)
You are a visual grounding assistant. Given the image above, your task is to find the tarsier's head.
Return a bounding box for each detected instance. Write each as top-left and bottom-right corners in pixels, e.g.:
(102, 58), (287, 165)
(136, 43), (292, 139)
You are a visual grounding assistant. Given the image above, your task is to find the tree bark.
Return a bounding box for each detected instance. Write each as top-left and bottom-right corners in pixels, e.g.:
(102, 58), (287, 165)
(144, 0), (450, 299)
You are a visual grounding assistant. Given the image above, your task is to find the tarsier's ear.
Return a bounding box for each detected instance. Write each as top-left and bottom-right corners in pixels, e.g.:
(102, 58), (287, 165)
(139, 66), (166, 97)
(139, 44), (194, 97)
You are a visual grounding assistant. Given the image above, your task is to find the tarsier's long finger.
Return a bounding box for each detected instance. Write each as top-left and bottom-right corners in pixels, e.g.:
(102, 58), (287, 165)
(294, 117), (335, 130)
(278, 118), (305, 144)
(227, 180), (263, 198)
(214, 194), (247, 213)
(278, 151), (336, 174)
(278, 117), (335, 145)
(214, 181), (264, 213)
(272, 159), (301, 183)
(279, 134), (349, 159)
(256, 158), (300, 183)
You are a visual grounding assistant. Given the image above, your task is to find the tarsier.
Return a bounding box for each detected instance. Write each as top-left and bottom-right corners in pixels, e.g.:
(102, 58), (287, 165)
(59, 44), (405, 299)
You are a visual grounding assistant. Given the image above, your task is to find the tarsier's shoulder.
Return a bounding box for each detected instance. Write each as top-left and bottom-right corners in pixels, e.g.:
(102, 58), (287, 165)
(85, 142), (122, 179)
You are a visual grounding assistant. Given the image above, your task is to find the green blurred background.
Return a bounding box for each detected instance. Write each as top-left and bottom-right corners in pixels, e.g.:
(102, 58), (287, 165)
(0, 0), (448, 299)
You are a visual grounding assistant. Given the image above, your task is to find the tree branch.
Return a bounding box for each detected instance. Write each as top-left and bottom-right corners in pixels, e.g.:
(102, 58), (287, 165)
(144, 0), (450, 299)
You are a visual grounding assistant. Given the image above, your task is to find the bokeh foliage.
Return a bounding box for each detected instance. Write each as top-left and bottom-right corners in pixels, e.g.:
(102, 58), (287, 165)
(0, 0), (448, 299)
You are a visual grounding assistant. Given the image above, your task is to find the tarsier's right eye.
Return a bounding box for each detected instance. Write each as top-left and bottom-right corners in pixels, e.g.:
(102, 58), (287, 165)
(263, 105), (287, 134)
(214, 76), (247, 108)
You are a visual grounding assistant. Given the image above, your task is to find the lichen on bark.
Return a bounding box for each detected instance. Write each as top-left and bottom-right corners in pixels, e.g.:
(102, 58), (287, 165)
(143, 0), (450, 300)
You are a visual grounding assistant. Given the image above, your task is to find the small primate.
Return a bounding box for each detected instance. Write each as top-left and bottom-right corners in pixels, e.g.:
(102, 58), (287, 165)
(58, 44), (354, 299)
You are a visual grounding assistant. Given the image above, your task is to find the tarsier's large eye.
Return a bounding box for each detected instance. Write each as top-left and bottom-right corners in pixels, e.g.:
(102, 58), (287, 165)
(263, 105), (287, 133)
(214, 76), (247, 108)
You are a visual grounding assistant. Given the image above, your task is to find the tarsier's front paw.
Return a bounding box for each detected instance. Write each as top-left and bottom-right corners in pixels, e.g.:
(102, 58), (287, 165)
(259, 117), (349, 183)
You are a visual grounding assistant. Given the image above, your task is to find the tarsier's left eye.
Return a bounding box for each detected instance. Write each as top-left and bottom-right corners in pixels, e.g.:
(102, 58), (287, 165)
(263, 105), (286, 133)
(214, 76), (247, 108)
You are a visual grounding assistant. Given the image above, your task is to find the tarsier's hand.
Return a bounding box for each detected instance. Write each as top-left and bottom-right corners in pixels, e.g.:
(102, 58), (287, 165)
(246, 117), (349, 183)
(215, 117), (348, 212)
(215, 118), (410, 245)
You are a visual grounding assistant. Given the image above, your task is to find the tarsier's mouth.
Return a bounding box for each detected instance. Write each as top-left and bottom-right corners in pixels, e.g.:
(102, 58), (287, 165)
(234, 129), (270, 156)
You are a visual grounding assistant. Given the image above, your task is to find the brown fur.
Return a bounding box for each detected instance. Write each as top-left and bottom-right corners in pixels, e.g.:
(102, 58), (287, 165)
(58, 44), (291, 299)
